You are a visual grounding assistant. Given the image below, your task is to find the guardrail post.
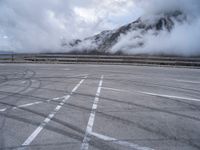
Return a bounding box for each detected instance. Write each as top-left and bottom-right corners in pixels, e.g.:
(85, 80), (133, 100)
(11, 53), (14, 62)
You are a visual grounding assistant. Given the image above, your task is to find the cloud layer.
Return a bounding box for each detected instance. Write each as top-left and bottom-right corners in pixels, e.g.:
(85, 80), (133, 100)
(0, 0), (200, 56)
(0, 0), (139, 52)
(111, 0), (200, 56)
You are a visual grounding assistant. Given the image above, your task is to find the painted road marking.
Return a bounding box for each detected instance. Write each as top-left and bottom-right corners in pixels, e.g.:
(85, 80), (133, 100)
(19, 77), (87, 148)
(174, 79), (200, 84)
(21, 81), (26, 84)
(63, 68), (71, 71)
(105, 87), (200, 103)
(90, 132), (154, 150)
(52, 97), (61, 101)
(0, 108), (7, 112)
(68, 74), (88, 79)
(81, 75), (104, 150)
(0, 102), (42, 112)
(0, 91), (80, 113)
(0, 75), (88, 113)
(102, 87), (128, 93)
(13, 102), (42, 110)
(139, 91), (200, 102)
(47, 97), (63, 102)
(0, 99), (61, 113)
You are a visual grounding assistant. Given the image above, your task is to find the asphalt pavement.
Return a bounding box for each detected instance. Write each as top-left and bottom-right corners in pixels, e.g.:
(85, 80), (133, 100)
(0, 63), (200, 150)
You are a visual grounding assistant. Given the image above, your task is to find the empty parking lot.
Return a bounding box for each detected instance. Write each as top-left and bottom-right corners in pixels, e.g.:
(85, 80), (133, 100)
(0, 63), (200, 150)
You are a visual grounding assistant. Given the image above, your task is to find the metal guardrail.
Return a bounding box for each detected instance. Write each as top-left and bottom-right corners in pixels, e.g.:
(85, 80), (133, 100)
(1, 54), (200, 67)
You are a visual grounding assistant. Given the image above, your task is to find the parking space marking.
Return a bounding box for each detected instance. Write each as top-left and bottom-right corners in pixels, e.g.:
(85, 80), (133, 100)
(68, 74), (88, 78)
(102, 87), (128, 93)
(46, 97), (63, 102)
(173, 79), (200, 84)
(13, 102), (42, 110)
(0, 102), (42, 112)
(19, 77), (87, 148)
(63, 68), (71, 71)
(139, 91), (200, 102)
(81, 75), (104, 150)
(0, 75), (89, 113)
(0, 108), (7, 112)
(21, 81), (26, 84)
(52, 97), (60, 101)
(90, 132), (154, 150)
(100, 87), (200, 103)
(0, 99), (61, 113)
(0, 92), (80, 113)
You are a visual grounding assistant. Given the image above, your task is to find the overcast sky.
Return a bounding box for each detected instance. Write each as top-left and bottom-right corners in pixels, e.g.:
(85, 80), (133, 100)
(0, 0), (144, 51)
(0, 0), (200, 52)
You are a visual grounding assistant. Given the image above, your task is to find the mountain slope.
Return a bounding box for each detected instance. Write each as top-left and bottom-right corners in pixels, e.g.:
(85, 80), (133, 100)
(65, 11), (186, 54)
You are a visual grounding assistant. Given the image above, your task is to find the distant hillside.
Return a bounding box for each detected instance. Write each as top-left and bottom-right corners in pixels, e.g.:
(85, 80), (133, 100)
(63, 11), (186, 54)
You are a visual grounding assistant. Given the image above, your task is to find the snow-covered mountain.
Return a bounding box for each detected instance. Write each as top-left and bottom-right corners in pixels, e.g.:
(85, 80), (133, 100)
(65, 11), (187, 54)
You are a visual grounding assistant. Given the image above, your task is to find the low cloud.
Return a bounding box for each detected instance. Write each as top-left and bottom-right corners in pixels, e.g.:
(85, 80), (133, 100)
(0, 0), (200, 56)
(0, 0), (138, 52)
(111, 0), (200, 56)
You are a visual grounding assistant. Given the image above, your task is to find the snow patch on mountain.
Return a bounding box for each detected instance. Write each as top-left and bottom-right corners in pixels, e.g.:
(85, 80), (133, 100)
(65, 10), (199, 56)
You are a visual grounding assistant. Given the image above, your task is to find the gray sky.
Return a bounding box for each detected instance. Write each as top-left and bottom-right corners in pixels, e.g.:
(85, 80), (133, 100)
(0, 0), (143, 51)
(0, 0), (200, 52)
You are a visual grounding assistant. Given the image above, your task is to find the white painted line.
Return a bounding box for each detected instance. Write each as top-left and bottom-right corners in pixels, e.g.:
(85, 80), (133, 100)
(0, 100), (52, 113)
(174, 79), (200, 84)
(69, 74), (88, 79)
(52, 97), (61, 101)
(90, 132), (154, 150)
(47, 97), (64, 102)
(63, 68), (71, 71)
(81, 75), (104, 150)
(47, 99), (51, 102)
(20, 77), (86, 148)
(139, 91), (200, 102)
(1, 91), (79, 113)
(0, 102), (42, 112)
(13, 102), (42, 110)
(21, 81), (26, 84)
(0, 108), (7, 112)
(72, 79), (85, 93)
(102, 87), (128, 93)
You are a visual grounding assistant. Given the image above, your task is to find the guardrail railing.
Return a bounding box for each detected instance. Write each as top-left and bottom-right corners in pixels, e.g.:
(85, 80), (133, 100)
(1, 53), (200, 67)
